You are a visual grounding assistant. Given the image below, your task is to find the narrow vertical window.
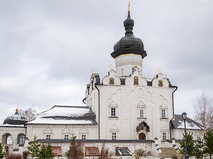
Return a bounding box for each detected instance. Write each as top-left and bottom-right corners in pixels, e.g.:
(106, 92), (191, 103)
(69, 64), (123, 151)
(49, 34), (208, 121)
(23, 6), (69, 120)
(46, 135), (51, 139)
(134, 76), (138, 85)
(111, 108), (116, 116)
(7, 136), (12, 144)
(109, 77), (114, 85)
(121, 68), (124, 76)
(112, 133), (116, 140)
(19, 135), (25, 144)
(64, 135), (69, 139)
(82, 135), (86, 140)
(163, 133), (166, 141)
(159, 80), (163, 87)
(162, 109), (166, 118)
(140, 109), (144, 118)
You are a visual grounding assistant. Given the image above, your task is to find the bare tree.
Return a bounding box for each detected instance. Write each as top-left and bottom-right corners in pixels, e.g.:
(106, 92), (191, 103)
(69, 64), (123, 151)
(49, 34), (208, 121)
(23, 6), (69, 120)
(194, 90), (213, 130)
(99, 143), (109, 159)
(19, 108), (37, 121)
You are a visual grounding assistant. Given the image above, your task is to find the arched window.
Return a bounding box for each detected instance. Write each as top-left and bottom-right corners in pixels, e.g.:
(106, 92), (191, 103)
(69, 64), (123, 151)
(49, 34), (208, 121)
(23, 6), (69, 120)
(158, 80), (163, 87)
(7, 136), (12, 144)
(17, 133), (25, 145)
(134, 76), (138, 85)
(2, 133), (12, 144)
(109, 77), (114, 85)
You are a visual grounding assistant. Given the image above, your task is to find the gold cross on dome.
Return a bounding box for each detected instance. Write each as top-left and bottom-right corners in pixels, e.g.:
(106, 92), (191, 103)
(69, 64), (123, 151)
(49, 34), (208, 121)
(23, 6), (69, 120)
(158, 68), (161, 73)
(128, 1), (131, 12)
(110, 64), (113, 69)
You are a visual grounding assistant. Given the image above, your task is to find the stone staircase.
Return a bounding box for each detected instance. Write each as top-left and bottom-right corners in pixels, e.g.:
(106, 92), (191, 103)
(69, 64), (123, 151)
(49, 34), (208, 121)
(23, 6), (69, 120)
(159, 147), (177, 159)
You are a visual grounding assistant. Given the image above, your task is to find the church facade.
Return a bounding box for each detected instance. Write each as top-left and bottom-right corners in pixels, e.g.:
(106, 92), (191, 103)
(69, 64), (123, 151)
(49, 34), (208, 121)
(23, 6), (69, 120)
(0, 9), (203, 157)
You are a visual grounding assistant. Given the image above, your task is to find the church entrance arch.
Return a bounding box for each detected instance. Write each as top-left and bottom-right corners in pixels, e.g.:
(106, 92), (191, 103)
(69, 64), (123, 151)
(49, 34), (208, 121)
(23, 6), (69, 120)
(139, 133), (146, 140)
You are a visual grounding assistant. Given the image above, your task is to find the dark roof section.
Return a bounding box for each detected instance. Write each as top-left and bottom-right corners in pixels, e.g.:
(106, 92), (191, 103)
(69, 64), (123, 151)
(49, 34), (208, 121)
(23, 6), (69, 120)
(147, 81), (152, 86)
(120, 77), (126, 85)
(3, 111), (27, 125)
(38, 139), (154, 143)
(136, 121), (150, 132)
(116, 147), (132, 156)
(170, 114), (203, 129)
(111, 11), (147, 59)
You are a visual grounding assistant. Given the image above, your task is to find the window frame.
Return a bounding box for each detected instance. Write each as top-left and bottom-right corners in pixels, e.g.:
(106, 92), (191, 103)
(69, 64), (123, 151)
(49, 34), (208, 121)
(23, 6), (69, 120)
(46, 134), (51, 139)
(140, 109), (144, 118)
(134, 76), (139, 85)
(159, 80), (163, 87)
(162, 132), (166, 141)
(109, 77), (114, 85)
(64, 134), (69, 140)
(111, 107), (116, 117)
(112, 133), (116, 140)
(82, 134), (86, 140)
(161, 109), (166, 118)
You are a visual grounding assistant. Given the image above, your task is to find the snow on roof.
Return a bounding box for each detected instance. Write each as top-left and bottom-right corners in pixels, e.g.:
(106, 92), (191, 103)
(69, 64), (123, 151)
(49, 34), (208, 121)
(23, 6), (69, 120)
(3, 111), (27, 125)
(176, 120), (200, 129)
(39, 105), (90, 117)
(27, 105), (97, 125)
(28, 118), (93, 124)
(170, 114), (203, 130)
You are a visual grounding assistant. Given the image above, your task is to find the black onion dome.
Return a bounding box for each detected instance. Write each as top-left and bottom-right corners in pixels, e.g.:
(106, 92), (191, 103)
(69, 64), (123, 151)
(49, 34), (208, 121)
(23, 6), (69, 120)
(111, 11), (147, 59)
(3, 110), (27, 125)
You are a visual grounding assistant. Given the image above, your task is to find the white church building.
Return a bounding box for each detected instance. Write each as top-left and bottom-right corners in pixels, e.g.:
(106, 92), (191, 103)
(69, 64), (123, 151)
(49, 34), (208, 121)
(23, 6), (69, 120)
(0, 8), (203, 158)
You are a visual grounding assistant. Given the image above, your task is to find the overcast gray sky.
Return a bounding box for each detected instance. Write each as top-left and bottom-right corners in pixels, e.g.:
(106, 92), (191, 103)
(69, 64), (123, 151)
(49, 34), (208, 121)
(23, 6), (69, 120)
(0, 0), (213, 123)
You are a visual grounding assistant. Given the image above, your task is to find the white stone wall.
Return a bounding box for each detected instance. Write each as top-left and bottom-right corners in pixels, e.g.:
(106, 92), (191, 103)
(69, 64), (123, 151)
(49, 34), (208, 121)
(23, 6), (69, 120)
(171, 128), (203, 140)
(26, 124), (98, 141)
(86, 67), (175, 141)
(115, 54), (143, 76)
(0, 126), (26, 153)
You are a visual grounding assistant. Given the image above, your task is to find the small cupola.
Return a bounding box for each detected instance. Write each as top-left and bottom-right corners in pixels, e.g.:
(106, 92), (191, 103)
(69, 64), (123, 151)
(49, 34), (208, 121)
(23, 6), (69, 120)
(3, 108), (27, 125)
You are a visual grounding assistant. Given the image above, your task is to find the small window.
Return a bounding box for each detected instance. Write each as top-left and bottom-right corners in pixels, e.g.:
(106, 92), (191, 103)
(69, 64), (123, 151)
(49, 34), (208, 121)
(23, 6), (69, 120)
(7, 136), (12, 144)
(109, 77), (114, 85)
(111, 108), (116, 116)
(46, 135), (51, 139)
(163, 133), (166, 141)
(121, 68), (124, 75)
(159, 80), (163, 87)
(134, 76), (138, 85)
(140, 109), (144, 118)
(161, 109), (166, 118)
(82, 135), (86, 140)
(112, 133), (116, 140)
(64, 135), (69, 140)
(17, 134), (25, 144)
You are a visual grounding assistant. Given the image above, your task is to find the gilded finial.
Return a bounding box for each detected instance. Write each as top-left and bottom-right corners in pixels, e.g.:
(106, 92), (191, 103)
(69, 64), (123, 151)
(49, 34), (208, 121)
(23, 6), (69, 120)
(134, 61), (137, 68)
(165, 73), (167, 78)
(158, 68), (161, 73)
(128, 1), (130, 12)
(15, 108), (18, 112)
(92, 71), (94, 76)
(110, 64), (113, 69)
